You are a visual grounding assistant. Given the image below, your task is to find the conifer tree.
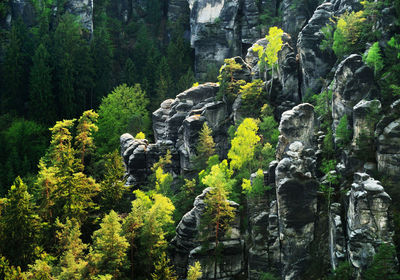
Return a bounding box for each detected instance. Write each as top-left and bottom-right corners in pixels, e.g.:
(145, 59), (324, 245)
(100, 150), (128, 212)
(151, 252), (177, 280)
(0, 177), (42, 268)
(55, 218), (88, 280)
(88, 210), (129, 279)
(187, 261), (202, 280)
(75, 110), (99, 167)
(201, 160), (236, 280)
(29, 43), (54, 123)
(195, 123), (216, 170)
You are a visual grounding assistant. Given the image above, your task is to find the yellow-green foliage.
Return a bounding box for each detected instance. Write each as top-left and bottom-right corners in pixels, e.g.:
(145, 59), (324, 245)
(187, 261), (202, 280)
(332, 11), (366, 58)
(365, 42), (384, 76)
(134, 132), (146, 139)
(242, 169), (267, 198)
(196, 123), (216, 169)
(253, 26), (284, 72)
(217, 58), (246, 103)
(228, 118), (260, 171)
(239, 79), (266, 117)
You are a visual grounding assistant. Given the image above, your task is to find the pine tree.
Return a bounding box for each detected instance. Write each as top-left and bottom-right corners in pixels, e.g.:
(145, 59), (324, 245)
(75, 110), (99, 167)
(195, 123), (216, 170)
(363, 243), (400, 280)
(187, 261), (202, 280)
(29, 43), (54, 123)
(55, 218), (88, 280)
(123, 190), (175, 279)
(1, 18), (31, 115)
(0, 177), (42, 268)
(336, 115), (352, 148)
(365, 42), (384, 76)
(201, 160), (236, 280)
(151, 252), (177, 280)
(88, 210), (129, 279)
(100, 150), (128, 212)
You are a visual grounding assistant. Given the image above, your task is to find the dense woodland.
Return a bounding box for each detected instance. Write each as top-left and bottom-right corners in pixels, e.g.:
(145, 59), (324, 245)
(0, 0), (400, 279)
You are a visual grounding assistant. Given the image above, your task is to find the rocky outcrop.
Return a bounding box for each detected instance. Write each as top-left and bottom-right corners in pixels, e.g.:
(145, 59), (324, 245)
(331, 54), (377, 133)
(347, 172), (394, 276)
(329, 203), (346, 271)
(275, 141), (319, 280)
(276, 103), (317, 160)
(297, 2), (335, 98)
(120, 134), (180, 186)
(65, 0), (93, 33)
(376, 100), (400, 180)
(171, 188), (244, 279)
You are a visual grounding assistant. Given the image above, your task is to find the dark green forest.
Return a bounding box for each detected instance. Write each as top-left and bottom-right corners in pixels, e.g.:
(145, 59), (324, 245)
(0, 0), (400, 279)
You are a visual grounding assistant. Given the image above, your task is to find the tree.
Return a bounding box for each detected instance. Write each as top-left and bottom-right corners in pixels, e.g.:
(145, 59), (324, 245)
(365, 42), (384, 76)
(201, 160), (236, 280)
(75, 110), (99, 167)
(0, 177), (42, 268)
(151, 252), (177, 280)
(363, 243), (400, 280)
(96, 84), (151, 154)
(335, 115), (352, 148)
(195, 123), (216, 170)
(239, 79), (266, 117)
(29, 43), (55, 123)
(99, 150), (128, 212)
(88, 210), (129, 279)
(25, 257), (54, 280)
(187, 261), (202, 280)
(55, 218), (88, 280)
(228, 118), (260, 172)
(123, 190), (175, 279)
(1, 18), (31, 115)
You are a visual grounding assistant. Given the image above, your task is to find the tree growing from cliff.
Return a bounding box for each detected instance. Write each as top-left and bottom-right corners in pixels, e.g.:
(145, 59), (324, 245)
(253, 26), (284, 93)
(187, 261), (202, 280)
(201, 160), (236, 280)
(195, 123), (216, 171)
(335, 115), (352, 148)
(365, 42), (384, 76)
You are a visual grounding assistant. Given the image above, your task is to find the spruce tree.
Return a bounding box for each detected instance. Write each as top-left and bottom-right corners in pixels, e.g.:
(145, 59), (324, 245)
(195, 123), (216, 170)
(88, 210), (129, 279)
(151, 252), (177, 280)
(29, 43), (54, 123)
(0, 177), (42, 268)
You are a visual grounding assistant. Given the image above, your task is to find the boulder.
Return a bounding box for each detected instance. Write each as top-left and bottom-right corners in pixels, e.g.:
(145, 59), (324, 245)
(347, 173), (394, 276)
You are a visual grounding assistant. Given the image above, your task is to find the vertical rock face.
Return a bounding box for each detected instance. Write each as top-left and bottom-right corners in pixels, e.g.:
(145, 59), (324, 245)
(276, 103), (317, 160)
(65, 0), (93, 33)
(347, 173), (394, 275)
(376, 100), (400, 180)
(331, 54), (377, 132)
(297, 2), (335, 98)
(188, 0), (241, 79)
(8, 0), (93, 32)
(171, 188), (244, 280)
(329, 202), (346, 271)
(352, 99), (381, 149)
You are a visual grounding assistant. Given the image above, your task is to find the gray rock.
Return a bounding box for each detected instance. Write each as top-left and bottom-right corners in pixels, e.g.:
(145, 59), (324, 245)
(297, 3), (336, 98)
(171, 188), (244, 279)
(331, 54), (377, 133)
(188, 0), (241, 80)
(275, 142), (319, 280)
(65, 0), (93, 33)
(347, 173), (394, 276)
(277, 103), (317, 160)
(329, 203), (346, 270)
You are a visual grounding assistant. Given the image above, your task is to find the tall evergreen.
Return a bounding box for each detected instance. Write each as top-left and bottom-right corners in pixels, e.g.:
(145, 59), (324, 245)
(0, 177), (42, 268)
(29, 43), (55, 123)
